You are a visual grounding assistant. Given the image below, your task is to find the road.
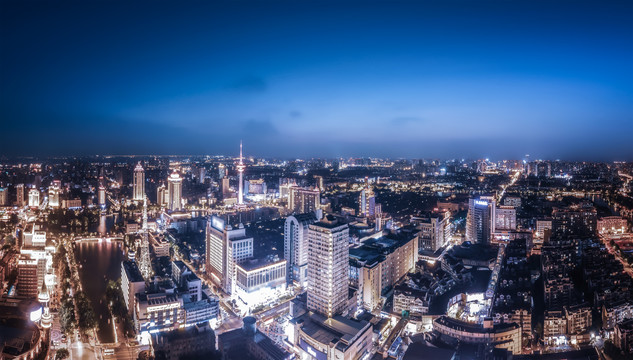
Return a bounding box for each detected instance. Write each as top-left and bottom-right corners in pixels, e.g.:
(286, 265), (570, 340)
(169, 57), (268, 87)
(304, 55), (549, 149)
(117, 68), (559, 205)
(600, 233), (633, 278)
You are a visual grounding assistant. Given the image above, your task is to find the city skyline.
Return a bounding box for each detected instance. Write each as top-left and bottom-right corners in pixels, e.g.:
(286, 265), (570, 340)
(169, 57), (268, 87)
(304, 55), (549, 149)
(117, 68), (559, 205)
(1, 0), (632, 160)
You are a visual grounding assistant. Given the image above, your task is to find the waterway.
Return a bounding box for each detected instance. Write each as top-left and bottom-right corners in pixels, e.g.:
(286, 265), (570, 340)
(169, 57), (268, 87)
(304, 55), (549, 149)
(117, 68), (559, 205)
(88, 213), (119, 236)
(74, 241), (125, 343)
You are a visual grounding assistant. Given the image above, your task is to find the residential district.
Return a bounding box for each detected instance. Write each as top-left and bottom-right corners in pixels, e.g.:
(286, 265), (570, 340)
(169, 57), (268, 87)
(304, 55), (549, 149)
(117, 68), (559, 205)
(1, 146), (633, 360)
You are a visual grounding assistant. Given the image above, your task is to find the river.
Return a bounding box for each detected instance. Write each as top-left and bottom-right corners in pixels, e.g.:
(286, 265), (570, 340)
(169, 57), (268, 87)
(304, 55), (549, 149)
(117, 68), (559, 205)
(74, 241), (125, 344)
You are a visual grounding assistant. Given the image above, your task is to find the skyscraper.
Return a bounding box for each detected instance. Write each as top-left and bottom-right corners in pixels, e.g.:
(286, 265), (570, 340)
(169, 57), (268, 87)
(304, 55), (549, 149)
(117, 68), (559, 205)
(284, 212), (319, 287)
(167, 170), (182, 211)
(28, 188), (40, 208)
(307, 216), (349, 317)
(133, 162), (145, 202)
(466, 196), (495, 244)
(237, 142), (245, 205)
(289, 187), (320, 214)
(48, 180), (61, 208)
(205, 216), (253, 294)
(16, 183), (25, 207)
(157, 183), (167, 207)
(98, 177), (106, 207)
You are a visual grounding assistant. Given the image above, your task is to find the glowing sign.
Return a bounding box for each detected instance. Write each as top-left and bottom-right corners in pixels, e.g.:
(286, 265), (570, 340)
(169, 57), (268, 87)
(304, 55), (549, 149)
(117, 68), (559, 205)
(211, 217), (225, 231)
(474, 200), (488, 206)
(30, 307), (42, 322)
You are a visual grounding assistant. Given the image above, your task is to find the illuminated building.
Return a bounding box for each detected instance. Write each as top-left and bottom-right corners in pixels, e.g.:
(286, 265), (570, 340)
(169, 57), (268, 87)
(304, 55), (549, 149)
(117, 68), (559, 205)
(237, 141), (245, 205)
(314, 175), (324, 191)
(307, 216), (349, 317)
(38, 281), (52, 329)
(466, 196), (495, 244)
(28, 188), (40, 207)
(62, 199), (82, 209)
(168, 170), (183, 211)
(292, 312), (373, 360)
(205, 216), (253, 294)
(16, 183), (25, 207)
(218, 163), (226, 179)
(349, 228), (419, 311)
(221, 178), (230, 199)
(121, 260), (146, 315)
(135, 293), (183, 333)
(157, 183), (168, 207)
(598, 216), (628, 234)
(284, 212), (319, 287)
(433, 316), (522, 354)
(98, 183), (106, 207)
(234, 257), (287, 307)
(0, 187), (7, 206)
(358, 185), (375, 217)
(139, 196), (152, 280)
(17, 257), (39, 298)
(413, 213), (449, 252)
(289, 186), (320, 214)
(48, 180), (61, 208)
(494, 205), (516, 231)
(133, 161), (145, 202)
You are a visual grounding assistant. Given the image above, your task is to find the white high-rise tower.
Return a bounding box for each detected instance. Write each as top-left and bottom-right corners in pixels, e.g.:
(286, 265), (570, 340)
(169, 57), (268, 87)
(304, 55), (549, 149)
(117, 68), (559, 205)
(237, 141), (245, 205)
(133, 162), (145, 202)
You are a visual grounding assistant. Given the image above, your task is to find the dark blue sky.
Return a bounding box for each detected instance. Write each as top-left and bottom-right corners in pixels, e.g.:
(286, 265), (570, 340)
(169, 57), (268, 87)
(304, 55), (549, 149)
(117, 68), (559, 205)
(1, 0), (632, 160)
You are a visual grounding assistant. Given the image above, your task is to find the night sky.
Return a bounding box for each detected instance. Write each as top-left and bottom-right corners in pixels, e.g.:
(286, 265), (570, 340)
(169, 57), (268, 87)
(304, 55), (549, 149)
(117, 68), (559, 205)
(1, 0), (632, 160)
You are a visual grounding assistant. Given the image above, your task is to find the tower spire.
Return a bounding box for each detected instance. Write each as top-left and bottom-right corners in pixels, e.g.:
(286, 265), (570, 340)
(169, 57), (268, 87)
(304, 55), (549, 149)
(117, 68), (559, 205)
(237, 141), (246, 205)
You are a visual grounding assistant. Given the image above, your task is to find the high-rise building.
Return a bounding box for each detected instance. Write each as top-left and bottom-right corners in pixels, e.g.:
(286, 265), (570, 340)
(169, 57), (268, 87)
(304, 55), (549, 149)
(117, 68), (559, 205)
(48, 180), (61, 208)
(289, 187), (320, 214)
(494, 205), (516, 231)
(237, 142), (245, 205)
(218, 163), (226, 179)
(121, 260), (146, 315)
(205, 216), (253, 294)
(168, 171), (183, 211)
(98, 180), (106, 207)
(16, 183), (25, 207)
(466, 196), (495, 244)
(157, 183), (168, 206)
(28, 188), (40, 208)
(17, 257), (39, 298)
(221, 178), (231, 199)
(307, 216), (349, 317)
(284, 212), (319, 287)
(414, 214), (449, 252)
(133, 162), (145, 202)
(0, 187), (8, 206)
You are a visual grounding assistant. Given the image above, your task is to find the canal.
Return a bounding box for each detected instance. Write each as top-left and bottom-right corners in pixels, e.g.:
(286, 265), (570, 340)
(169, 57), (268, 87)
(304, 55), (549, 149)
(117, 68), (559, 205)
(74, 240), (125, 344)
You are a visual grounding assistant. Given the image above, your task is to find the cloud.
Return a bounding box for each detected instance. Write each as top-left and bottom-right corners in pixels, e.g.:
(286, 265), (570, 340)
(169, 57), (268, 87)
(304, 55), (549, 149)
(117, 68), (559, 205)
(391, 116), (425, 125)
(289, 110), (302, 118)
(226, 76), (267, 93)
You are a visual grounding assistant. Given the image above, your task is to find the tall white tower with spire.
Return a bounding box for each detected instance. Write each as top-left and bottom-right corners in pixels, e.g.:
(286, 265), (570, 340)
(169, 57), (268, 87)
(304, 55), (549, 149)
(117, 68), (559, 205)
(38, 280), (52, 329)
(139, 195), (152, 280)
(237, 141), (246, 205)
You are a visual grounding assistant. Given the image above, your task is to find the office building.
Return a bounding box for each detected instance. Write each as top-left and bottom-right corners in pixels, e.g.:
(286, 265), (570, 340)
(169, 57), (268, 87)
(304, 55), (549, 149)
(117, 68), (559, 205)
(98, 183), (106, 207)
(466, 196), (495, 244)
(289, 186), (320, 214)
(17, 258), (39, 298)
(349, 228), (419, 311)
(205, 216), (253, 294)
(234, 257), (287, 307)
(133, 161), (145, 202)
(28, 188), (40, 208)
(0, 187), (8, 206)
(413, 214), (449, 252)
(307, 216), (349, 317)
(16, 183), (25, 207)
(121, 260), (146, 315)
(284, 212), (319, 287)
(168, 170), (183, 211)
(218, 317), (292, 360)
(157, 183), (168, 207)
(494, 205), (516, 231)
(48, 180), (61, 208)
